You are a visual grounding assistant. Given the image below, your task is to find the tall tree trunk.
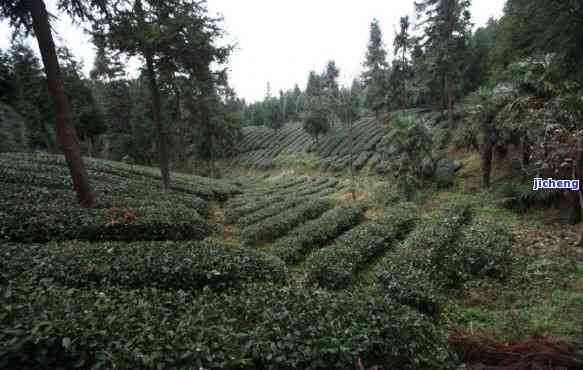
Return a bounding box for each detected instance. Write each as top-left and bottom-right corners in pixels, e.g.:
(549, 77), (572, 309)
(521, 137), (531, 167)
(86, 136), (93, 158)
(482, 140), (493, 189)
(349, 121), (356, 200)
(30, 0), (94, 207)
(446, 74), (455, 128)
(144, 51), (170, 190)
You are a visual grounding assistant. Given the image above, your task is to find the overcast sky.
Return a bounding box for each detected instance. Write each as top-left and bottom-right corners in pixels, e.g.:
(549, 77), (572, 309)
(0, 0), (506, 103)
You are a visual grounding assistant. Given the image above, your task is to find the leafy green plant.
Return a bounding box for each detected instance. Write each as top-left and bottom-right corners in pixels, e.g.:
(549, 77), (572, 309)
(305, 203), (417, 289)
(240, 198), (334, 246)
(374, 202), (472, 315)
(0, 283), (455, 370)
(271, 202), (365, 264)
(1, 241), (287, 290)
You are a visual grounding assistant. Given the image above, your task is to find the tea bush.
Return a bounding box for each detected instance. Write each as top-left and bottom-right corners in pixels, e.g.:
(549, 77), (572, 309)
(0, 241), (286, 290)
(305, 203), (418, 289)
(240, 198), (334, 246)
(374, 202), (473, 315)
(271, 202), (365, 264)
(224, 195), (288, 224)
(435, 218), (514, 288)
(237, 196), (313, 228)
(1, 283), (454, 370)
(0, 184), (211, 243)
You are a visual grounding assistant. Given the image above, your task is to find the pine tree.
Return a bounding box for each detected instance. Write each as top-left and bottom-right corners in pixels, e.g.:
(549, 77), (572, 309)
(0, 0), (106, 207)
(302, 70), (329, 143)
(415, 0), (472, 127)
(393, 16), (413, 110)
(103, 0), (230, 189)
(362, 18), (389, 120)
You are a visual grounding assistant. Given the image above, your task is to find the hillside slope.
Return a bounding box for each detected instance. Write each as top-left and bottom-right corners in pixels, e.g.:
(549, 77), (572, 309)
(235, 108), (444, 172)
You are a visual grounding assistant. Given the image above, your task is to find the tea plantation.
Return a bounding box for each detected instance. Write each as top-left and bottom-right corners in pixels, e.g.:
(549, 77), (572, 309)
(235, 108), (445, 173)
(0, 153), (516, 370)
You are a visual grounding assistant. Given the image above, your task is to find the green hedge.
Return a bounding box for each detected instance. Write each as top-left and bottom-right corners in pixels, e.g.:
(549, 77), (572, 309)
(374, 203), (472, 316)
(0, 241), (286, 290)
(224, 195), (287, 224)
(271, 202), (365, 265)
(305, 203), (418, 289)
(295, 177), (338, 196)
(1, 153), (241, 201)
(0, 283), (454, 370)
(434, 218), (514, 288)
(237, 196), (313, 228)
(241, 198), (334, 246)
(0, 184), (211, 243)
(375, 246), (444, 317)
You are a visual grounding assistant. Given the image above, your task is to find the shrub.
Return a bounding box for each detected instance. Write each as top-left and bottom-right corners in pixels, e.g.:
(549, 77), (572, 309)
(435, 218), (514, 288)
(0, 241), (286, 290)
(240, 198), (334, 246)
(305, 203), (418, 289)
(273, 151), (320, 170)
(0, 283), (454, 370)
(224, 195), (287, 224)
(0, 184), (211, 243)
(295, 177), (338, 197)
(375, 246), (444, 317)
(495, 181), (559, 212)
(374, 202), (473, 315)
(2, 152), (241, 201)
(399, 202), (471, 251)
(237, 196), (313, 228)
(271, 202), (365, 264)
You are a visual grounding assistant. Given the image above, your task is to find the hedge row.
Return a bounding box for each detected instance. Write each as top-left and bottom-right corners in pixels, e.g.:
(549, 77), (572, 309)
(237, 196), (313, 228)
(271, 202), (365, 265)
(2, 153), (240, 201)
(304, 203), (418, 289)
(433, 218), (514, 288)
(0, 241), (286, 290)
(0, 154), (211, 216)
(295, 177), (338, 196)
(224, 195), (287, 224)
(0, 184), (211, 243)
(374, 203), (473, 316)
(241, 198), (334, 246)
(0, 283), (454, 370)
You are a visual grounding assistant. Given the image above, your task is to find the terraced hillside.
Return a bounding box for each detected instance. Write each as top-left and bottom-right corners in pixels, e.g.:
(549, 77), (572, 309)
(5, 153), (564, 370)
(236, 108), (444, 172)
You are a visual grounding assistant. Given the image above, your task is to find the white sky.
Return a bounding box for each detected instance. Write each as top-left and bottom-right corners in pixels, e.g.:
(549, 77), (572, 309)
(0, 0), (506, 103)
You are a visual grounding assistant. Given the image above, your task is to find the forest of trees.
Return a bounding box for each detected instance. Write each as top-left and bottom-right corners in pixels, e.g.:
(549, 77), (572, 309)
(1, 0), (583, 212)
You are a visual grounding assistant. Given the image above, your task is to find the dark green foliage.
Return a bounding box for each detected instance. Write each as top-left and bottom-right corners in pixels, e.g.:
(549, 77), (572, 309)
(375, 246), (443, 317)
(302, 104), (330, 143)
(0, 183), (210, 243)
(495, 181), (560, 212)
(272, 202), (365, 265)
(224, 195), (287, 224)
(399, 202), (471, 252)
(240, 198), (334, 246)
(1, 241), (286, 290)
(0, 103), (28, 152)
(362, 18), (389, 117)
(0, 283), (454, 370)
(11, 152), (241, 200)
(492, 0), (583, 83)
(374, 202), (474, 315)
(237, 196), (313, 228)
(0, 153), (214, 243)
(380, 116), (435, 199)
(436, 219), (514, 288)
(305, 203), (417, 289)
